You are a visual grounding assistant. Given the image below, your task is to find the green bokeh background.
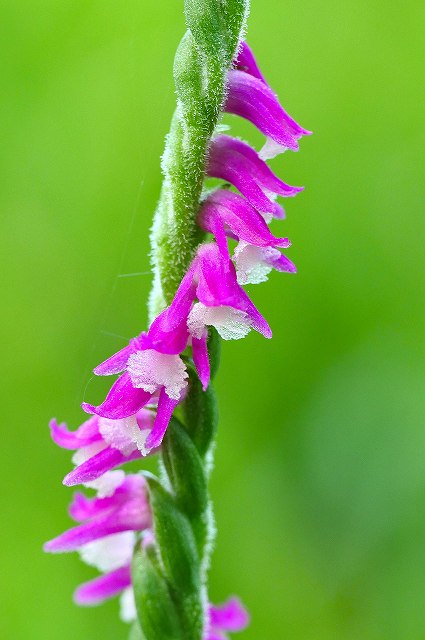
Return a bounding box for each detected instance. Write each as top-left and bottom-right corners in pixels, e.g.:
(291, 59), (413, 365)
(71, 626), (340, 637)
(1, 1), (424, 638)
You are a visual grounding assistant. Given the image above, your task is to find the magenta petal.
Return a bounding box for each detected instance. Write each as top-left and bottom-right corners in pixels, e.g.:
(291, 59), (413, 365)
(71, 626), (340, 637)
(44, 500), (150, 552)
(93, 334), (149, 376)
(68, 492), (98, 522)
(68, 475), (146, 522)
(195, 244), (238, 307)
(63, 447), (141, 487)
(234, 41), (267, 83)
(205, 209), (231, 263)
(144, 262), (197, 354)
(237, 288), (272, 339)
(208, 136), (303, 213)
(271, 200), (286, 219)
(209, 598), (250, 632)
(145, 311), (190, 355)
(205, 633), (226, 640)
(225, 70), (311, 151)
(82, 373), (152, 420)
(268, 252), (297, 273)
(144, 387), (179, 451)
(200, 190), (290, 249)
(192, 331), (210, 391)
(74, 565), (132, 605)
(49, 417), (102, 450)
(93, 345), (132, 376)
(158, 262), (197, 332)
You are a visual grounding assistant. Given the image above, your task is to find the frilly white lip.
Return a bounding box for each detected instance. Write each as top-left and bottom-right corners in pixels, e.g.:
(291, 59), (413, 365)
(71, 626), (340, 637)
(127, 349), (188, 401)
(188, 302), (252, 341)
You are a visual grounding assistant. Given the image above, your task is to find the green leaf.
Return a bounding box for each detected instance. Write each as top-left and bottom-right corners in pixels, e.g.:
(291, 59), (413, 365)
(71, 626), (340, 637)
(132, 545), (184, 640)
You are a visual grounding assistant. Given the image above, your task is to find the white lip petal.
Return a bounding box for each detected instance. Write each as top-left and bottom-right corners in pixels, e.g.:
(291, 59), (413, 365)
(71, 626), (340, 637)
(127, 350), (188, 400)
(234, 241), (275, 285)
(188, 302), (252, 341)
(79, 531), (136, 573)
(119, 587), (137, 623)
(98, 416), (139, 456)
(71, 440), (107, 466)
(129, 426), (152, 457)
(84, 469), (126, 498)
(259, 137), (288, 160)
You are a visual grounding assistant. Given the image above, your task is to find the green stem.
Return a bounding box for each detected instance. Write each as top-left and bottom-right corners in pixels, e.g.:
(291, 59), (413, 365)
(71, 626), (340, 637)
(133, 2), (250, 639)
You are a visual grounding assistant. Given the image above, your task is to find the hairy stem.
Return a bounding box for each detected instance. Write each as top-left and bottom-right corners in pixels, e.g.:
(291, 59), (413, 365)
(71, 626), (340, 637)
(134, 2), (250, 639)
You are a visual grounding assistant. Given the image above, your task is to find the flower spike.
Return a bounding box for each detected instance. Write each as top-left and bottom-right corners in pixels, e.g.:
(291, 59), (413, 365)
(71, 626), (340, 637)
(45, 4), (310, 635)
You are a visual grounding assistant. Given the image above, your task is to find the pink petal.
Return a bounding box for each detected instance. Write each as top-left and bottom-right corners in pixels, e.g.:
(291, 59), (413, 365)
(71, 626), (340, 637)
(145, 311), (190, 354)
(63, 446), (142, 487)
(68, 476), (145, 522)
(225, 70), (311, 151)
(200, 190), (291, 249)
(44, 498), (150, 552)
(82, 373), (152, 420)
(49, 417), (102, 450)
(267, 251), (297, 274)
(93, 345), (132, 376)
(192, 331), (210, 391)
(234, 41), (267, 83)
(209, 597), (250, 632)
(208, 135), (303, 213)
(235, 287), (272, 339)
(74, 565), (132, 605)
(195, 244), (272, 339)
(144, 387), (179, 451)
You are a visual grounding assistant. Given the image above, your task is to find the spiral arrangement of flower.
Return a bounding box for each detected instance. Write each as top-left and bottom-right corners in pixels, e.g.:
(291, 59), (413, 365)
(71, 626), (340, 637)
(44, 1), (310, 637)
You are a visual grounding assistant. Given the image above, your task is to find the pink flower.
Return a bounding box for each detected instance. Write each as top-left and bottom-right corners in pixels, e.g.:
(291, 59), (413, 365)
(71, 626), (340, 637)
(44, 474), (151, 553)
(156, 242), (272, 390)
(208, 134), (303, 218)
(49, 410), (155, 488)
(198, 188), (291, 262)
(227, 41), (311, 157)
(83, 240), (270, 439)
(82, 351), (187, 453)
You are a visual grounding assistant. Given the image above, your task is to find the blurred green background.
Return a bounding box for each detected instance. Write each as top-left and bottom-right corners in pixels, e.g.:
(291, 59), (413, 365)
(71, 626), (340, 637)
(1, 1), (424, 638)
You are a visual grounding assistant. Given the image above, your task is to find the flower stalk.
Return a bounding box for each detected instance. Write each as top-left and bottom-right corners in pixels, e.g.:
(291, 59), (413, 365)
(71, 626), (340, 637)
(143, 4), (250, 633)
